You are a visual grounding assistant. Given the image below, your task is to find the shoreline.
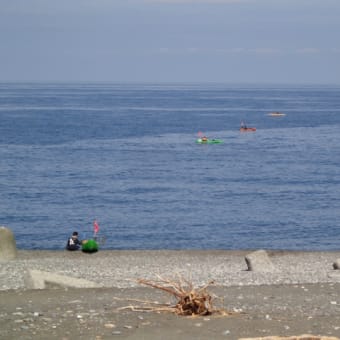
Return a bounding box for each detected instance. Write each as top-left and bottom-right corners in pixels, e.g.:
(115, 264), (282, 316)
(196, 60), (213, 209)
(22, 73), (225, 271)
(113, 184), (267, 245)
(2, 250), (340, 339)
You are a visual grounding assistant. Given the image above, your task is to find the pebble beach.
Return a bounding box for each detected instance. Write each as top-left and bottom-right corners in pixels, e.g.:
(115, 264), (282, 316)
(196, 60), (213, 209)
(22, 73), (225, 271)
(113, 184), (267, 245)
(1, 250), (340, 339)
(1, 250), (340, 290)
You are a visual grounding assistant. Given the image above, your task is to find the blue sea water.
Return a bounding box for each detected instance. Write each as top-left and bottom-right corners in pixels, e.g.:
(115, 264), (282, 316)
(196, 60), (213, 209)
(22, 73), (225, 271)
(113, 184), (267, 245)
(0, 82), (340, 250)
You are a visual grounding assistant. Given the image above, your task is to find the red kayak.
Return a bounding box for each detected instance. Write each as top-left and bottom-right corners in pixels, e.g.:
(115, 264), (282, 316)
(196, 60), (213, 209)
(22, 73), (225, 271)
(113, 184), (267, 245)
(240, 127), (256, 132)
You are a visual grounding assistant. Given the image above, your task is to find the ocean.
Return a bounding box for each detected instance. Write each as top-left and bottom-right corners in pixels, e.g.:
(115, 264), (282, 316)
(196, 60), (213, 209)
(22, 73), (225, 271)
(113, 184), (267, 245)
(1, 82), (340, 250)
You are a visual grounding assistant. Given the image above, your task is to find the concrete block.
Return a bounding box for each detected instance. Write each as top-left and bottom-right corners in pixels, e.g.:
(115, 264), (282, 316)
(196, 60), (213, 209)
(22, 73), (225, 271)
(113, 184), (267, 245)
(245, 249), (277, 272)
(25, 269), (101, 289)
(0, 226), (17, 261)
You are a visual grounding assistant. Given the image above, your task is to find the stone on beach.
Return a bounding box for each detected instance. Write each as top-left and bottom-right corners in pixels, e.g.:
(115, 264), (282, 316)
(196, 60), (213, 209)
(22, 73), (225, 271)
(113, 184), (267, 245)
(333, 259), (340, 269)
(0, 226), (17, 261)
(245, 249), (276, 272)
(24, 269), (101, 289)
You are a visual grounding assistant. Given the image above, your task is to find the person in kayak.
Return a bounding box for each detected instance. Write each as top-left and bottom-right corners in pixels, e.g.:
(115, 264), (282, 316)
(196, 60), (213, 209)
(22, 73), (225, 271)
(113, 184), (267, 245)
(66, 231), (82, 251)
(201, 136), (208, 142)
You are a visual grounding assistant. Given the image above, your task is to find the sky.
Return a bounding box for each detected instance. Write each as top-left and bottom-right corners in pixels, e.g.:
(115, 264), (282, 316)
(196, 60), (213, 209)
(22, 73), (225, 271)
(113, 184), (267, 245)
(0, 0), (339, 83)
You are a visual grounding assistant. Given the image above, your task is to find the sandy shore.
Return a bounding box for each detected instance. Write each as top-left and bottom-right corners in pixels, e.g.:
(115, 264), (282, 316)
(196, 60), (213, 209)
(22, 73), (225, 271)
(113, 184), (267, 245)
(1, 250), (340, 339)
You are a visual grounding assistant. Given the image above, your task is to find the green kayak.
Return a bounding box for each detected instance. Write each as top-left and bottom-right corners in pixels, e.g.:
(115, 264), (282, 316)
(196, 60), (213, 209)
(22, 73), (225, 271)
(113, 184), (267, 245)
(82, 239), (99, 253)
(196, 138), (223, 144)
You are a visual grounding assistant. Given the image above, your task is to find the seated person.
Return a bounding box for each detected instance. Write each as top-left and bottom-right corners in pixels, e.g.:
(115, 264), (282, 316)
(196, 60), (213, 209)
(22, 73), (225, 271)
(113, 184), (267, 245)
(66, 231), (82, 251)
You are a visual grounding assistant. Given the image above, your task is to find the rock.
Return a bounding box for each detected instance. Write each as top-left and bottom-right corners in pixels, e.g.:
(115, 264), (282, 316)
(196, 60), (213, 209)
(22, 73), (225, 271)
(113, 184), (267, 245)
(112, 331), (122, 335)
(0, 226), (17, 261)
(24, 269), (101, 289)
(245, 250), (276, 272)
(104, 323), (116, 329)
(238, 335), (340, 340)
(333, 259), (340, 269)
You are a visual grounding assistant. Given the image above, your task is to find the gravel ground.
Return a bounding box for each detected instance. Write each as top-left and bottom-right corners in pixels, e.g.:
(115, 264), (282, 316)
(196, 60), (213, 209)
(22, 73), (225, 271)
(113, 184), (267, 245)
(1, 250), (340, 290)
(1, 250), (340, 339)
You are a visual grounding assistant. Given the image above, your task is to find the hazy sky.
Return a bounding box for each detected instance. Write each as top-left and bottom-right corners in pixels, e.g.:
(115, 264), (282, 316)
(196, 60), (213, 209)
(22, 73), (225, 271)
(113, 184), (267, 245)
(1, 0), (339, 83)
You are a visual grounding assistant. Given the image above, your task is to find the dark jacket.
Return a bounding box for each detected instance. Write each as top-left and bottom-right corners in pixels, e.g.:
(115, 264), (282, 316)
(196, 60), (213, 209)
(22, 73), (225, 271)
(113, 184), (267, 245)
(66, 236), (81, 251)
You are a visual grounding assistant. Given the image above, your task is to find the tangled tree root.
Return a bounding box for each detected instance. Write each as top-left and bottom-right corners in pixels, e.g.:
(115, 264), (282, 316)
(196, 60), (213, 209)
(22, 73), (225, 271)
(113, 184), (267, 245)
(116, 274), (232, 317)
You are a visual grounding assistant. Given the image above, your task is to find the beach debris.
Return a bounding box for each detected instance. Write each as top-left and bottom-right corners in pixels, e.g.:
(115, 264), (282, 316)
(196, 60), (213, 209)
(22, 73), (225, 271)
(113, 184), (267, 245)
(245, 250), (277, 272)
(238, 335), (340, 340)
(137, 275), (217, 316)
(116, 274), (231, 317)
(0, 226), (17, 261)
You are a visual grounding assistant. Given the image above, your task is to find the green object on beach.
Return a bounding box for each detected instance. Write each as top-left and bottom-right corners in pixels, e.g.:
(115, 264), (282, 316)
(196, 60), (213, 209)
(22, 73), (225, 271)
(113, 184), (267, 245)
(196, 138), (223, 144)
(82, 239), (98, 253)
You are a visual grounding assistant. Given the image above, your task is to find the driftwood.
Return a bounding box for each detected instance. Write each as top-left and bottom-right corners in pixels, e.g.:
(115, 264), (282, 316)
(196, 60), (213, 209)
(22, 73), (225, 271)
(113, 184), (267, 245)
(116, 274), (231, 317)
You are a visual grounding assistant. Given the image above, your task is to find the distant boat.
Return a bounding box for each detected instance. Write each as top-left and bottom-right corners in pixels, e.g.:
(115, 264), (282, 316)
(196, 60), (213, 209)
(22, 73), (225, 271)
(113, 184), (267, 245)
(196, 138), (223, 144)
(240, 121), (256, 132)
(240, 127), (256, 132)
(268, 112), (286, 116)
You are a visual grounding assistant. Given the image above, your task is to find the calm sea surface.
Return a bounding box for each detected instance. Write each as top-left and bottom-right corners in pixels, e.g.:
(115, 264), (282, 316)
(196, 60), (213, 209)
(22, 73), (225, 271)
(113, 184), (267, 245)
(1, 83), (340, 250)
